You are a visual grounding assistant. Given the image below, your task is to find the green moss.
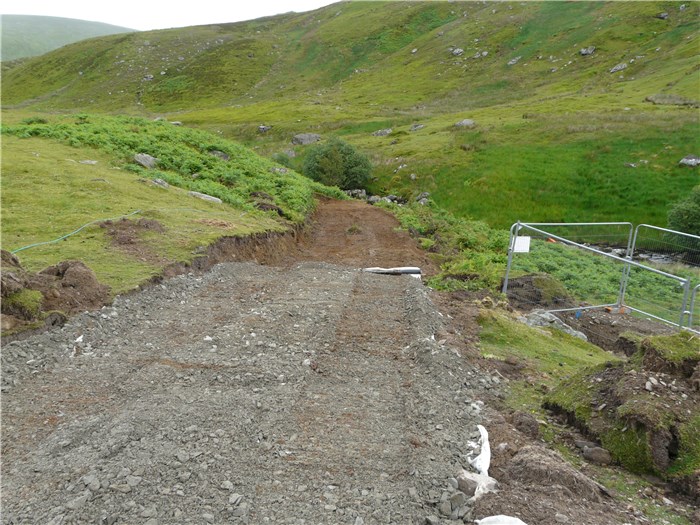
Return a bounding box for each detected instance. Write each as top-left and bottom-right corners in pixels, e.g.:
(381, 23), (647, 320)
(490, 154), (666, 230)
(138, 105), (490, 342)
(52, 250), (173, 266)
(645, 332), (700, 363)
(3, 289), (43, 320)
(601, 424), (656, 475)
(670, 415), (700, 478)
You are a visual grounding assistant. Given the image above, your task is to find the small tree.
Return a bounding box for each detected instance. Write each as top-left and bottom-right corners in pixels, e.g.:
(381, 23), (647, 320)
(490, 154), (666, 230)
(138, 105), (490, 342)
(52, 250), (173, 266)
(303, 138), (371, 190)
(668, 185), (700, 235)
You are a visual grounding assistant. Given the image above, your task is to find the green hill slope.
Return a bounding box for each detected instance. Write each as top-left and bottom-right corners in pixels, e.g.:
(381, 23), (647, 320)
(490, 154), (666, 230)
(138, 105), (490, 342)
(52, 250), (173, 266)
(0, 15), (134, 61)
(1, 115), (343, 295)
(2, 1), (699, 228)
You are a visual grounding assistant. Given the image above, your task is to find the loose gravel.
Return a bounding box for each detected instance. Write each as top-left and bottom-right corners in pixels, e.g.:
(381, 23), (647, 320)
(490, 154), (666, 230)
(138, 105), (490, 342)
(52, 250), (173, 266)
(2, 261), (495, 524)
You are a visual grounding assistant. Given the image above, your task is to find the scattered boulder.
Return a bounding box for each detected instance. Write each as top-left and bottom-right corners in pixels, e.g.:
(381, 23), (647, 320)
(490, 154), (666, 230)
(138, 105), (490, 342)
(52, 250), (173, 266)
(679, 154), (700, 167)
(371, 128), (392, 137)
(519, 310), (588, 341)
(583, 446), (613, 465)
(170, 121), (183, 126)
(452, 48), (464, 56)
(188, 191), (222, 204)
(610, 62), (628, 74)
(152, 179), (169, 189)
(367, 196), (382, 205)
(507, 56), (522, 66)
(258, 125), (271, 133)
(346, 189), (367, 200)
(410, 124), (425, 132)
(208, 150), (230, 161)
(292, 133), (321, 145)
(416, 192), (430, 202)
(134, 153), (158, 169)
(655, 12), (669, 19)
(455, 119), (476, 128)
(580, 46), (596, 56)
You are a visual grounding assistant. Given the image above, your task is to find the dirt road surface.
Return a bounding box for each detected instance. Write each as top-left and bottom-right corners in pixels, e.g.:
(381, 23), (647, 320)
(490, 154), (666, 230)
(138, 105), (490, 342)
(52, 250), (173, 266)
(1, 199), (654, 524)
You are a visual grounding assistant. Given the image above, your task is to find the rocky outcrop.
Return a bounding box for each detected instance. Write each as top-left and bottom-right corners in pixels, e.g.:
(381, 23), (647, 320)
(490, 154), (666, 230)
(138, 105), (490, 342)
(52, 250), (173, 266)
(134, 153), (158, 169)
(291, 133), (321, 145)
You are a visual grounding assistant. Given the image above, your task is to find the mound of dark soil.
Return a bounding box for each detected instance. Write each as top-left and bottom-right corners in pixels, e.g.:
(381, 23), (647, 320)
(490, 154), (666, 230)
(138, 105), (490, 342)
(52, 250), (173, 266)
(1, 250), (110, 335)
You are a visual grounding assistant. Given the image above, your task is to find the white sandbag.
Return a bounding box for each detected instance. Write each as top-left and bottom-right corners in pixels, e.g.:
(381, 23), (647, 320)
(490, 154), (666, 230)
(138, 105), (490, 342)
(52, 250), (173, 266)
(475, 516), (529, 525)
(469, 424), (491, 476)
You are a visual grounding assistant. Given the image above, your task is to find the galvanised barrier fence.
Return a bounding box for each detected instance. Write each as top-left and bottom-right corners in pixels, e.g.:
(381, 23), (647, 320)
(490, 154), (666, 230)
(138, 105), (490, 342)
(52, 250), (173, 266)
(503, 222), (699, 334)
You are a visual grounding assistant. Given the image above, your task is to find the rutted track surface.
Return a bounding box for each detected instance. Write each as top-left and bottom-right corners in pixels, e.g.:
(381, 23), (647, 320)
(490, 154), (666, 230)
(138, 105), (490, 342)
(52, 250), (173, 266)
(1, 199), (649, 524)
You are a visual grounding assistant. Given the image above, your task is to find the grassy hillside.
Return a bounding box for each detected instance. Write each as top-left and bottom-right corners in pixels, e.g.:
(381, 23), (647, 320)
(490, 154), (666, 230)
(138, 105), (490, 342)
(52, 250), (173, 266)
(1, 115), (343, 293)
(0, 15), (134, 62)
(2, 1), (699, 228)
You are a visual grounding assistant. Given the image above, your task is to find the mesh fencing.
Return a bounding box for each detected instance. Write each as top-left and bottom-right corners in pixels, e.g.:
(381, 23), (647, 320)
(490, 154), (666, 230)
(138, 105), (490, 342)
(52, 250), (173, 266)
(503, 222), (698, 336)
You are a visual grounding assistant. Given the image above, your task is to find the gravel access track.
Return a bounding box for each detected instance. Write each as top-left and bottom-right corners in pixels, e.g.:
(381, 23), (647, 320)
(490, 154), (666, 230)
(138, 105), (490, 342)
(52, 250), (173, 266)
(2, 260), (486, 524)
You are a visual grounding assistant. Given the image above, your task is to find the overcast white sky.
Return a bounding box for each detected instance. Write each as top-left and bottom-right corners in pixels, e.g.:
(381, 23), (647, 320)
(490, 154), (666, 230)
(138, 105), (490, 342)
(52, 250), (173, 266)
(2, 0), (339, 31)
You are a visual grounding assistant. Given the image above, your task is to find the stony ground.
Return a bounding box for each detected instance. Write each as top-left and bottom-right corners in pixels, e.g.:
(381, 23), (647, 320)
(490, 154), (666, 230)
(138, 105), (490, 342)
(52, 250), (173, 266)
(0, 199), (675, 524)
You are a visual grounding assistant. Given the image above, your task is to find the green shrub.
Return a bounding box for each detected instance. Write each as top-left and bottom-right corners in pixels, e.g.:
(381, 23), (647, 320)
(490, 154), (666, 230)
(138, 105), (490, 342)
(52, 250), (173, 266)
(302, 138), (372, 190)
(667, 185), (700, 235)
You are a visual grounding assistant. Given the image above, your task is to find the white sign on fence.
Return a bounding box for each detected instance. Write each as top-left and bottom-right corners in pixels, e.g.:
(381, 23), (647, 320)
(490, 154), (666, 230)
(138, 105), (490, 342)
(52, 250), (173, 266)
(513, 236), (531, 253)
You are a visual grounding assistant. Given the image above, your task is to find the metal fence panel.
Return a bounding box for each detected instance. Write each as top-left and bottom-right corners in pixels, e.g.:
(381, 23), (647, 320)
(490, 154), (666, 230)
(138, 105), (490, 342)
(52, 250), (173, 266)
(504, 222), (696, 332)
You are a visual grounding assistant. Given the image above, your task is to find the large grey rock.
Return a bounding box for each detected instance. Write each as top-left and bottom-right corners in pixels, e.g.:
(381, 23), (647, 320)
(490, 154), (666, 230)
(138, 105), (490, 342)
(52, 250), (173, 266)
(292, 133), (321, 145)
(452, 48), (464, 56)
(610, 62), (628, 74)
(134, 153), (158, 169)
(520, 310), (588, 341)
(580, 46), (596, 56)
(583, 446), (613, 465)
(679, 154), (700, 167)
(188, 191), (222, 204)
(455, 119), (476, 128)
(209, 150), (230, 161)
(372, 128), (392, 137)
(258, 125), (271, 133)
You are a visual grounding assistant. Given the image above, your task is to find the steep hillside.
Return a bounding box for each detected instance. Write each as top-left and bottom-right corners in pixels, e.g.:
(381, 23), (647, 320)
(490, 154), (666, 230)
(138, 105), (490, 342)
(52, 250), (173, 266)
(2, 1), (699, 227)
(0, 15), (134, 62)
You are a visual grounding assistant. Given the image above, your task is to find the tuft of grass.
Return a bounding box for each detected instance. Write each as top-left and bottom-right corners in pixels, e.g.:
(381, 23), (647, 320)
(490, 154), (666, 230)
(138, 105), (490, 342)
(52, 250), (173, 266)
(2, 289), (44, 320)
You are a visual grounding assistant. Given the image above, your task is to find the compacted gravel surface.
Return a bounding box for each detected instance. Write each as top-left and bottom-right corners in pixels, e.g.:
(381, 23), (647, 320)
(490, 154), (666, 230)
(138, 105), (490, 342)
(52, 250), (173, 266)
(2, 261), (490, 525)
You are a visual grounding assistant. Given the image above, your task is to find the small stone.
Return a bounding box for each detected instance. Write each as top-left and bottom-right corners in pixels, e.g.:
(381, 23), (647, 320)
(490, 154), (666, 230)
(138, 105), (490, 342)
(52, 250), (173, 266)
(202, 513), (215, 523)
(649, 377), (659, 386)
(229, 493), (243, 506)
(141, 505), (158, 518)
(126, 475), (142, 487)
(447, 477), (458, 489)
(221, 480), (234, 491)
(110, 484), (132, 493)
(438, 499), (452, 516)
(82, 474), (101, 492)
(355, 518), (365, 525)
(555, 513), (569, 523)
(456, 472), (478, 497)
(450, 491), (468, 510)
(66, 491), (90, 510)
(176, 450), (190, 462)
(455, 119), (475, 128)
(425, 516), (440, 525)
(645, 381), (653, 391)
